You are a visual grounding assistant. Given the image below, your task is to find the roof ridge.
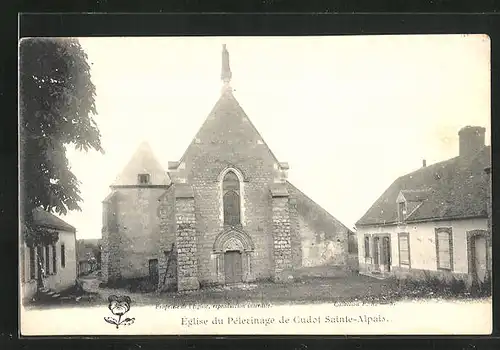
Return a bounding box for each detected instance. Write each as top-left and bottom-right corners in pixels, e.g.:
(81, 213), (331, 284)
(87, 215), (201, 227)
(356, 143), (491, 227)
(399, 156), (460, 180)
(33, 208), (76, 232)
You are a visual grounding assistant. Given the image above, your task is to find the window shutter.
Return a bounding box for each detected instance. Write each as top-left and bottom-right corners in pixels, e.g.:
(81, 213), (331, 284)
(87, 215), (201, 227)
(29, 247), (36, 280)
(436, 228), (453, 270)
(61, 244), (66, 268)
(398, 233), (410, 266)
(45, 245), (50, 274)
(364, 236), (370, 258)
(52, 244), (57, 274)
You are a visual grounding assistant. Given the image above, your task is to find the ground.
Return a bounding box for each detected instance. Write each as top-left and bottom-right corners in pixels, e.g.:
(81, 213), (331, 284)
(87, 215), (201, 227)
(26, 266), (490, 310)
(31, 269), (397, 308)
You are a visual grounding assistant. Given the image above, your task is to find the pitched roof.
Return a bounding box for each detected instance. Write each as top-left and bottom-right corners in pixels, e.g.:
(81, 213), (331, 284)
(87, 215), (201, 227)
(33, 208), (76, 233)
(400, 189), (431, 202)
(287, 181), (353, 238)
(112, 141), (171, 187)
(356, 146), (491, 226)
(175, 89), (280, 167)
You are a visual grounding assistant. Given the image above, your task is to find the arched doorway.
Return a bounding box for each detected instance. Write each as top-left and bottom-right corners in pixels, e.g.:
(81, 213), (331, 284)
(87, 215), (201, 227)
(213, 228), (255, 284)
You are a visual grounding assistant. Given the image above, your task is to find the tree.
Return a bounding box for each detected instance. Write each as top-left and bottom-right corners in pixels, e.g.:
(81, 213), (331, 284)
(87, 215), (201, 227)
(19, 38), (103, 254)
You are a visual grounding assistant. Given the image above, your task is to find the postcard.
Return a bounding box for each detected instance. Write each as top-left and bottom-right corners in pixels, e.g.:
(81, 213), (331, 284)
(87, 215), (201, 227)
(19, 35), (492, 335)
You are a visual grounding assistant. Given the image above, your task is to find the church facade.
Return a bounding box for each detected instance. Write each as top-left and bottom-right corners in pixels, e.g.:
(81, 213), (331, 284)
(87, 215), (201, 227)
(101, 45), (352, 291)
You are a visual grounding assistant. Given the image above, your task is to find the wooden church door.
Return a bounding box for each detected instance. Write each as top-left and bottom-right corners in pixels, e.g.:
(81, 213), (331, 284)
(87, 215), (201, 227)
(224, 251), (243, 284)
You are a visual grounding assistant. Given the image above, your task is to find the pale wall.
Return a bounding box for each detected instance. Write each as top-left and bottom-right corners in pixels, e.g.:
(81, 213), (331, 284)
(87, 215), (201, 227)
(356, 217), (488, 275)
(20, 230), (77, 301)
(115, 187), (165, 279)
(300, 216), (345, 267)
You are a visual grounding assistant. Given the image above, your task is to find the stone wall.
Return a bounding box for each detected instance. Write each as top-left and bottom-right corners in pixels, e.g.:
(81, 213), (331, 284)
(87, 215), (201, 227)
(101, 192), (120, 282)
(287, 183), (349, 268)
(289, 197), (302, 268)
(158, 186), (177, 290)
(104, 187), (166, 281)
(271, 186), (293, 282)
(175, 184), (199, 291)
(168, 93), (282, 283)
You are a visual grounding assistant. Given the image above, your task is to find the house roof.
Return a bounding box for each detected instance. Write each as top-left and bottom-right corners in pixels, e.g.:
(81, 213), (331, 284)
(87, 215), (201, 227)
(33, 208), (76, 233)
(111, 141), (171, 187)
(400, 189), (431, 202)
(356, 145), (491, 226)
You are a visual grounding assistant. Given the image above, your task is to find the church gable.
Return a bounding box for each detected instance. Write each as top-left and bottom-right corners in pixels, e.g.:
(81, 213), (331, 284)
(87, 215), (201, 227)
(102, 44), (352, 291)
(168, 48), (282, 184)
(170, 90), (281, 182)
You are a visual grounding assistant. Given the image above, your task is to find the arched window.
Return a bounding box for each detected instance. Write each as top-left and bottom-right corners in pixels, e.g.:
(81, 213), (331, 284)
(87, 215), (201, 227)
(223, 171), (241, 226)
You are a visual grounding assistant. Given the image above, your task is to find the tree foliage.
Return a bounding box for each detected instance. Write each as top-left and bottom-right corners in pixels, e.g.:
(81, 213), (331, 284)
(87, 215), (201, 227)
(19, 38), (103, 247)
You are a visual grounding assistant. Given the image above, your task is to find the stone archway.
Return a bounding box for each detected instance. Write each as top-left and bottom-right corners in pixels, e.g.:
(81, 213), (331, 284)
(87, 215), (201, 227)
(213, 228), (255, 284)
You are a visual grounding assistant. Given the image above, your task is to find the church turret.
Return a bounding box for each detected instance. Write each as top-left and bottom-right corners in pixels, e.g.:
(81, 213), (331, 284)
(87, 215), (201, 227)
(111, 141), (171, 188)
(221, 44), (233, 94)
(101, 141), (171, 285)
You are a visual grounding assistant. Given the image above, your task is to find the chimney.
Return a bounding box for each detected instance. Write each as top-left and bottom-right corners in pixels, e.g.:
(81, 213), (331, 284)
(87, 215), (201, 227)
(458, 126), (486, 158)
(422, 159), (426, 167)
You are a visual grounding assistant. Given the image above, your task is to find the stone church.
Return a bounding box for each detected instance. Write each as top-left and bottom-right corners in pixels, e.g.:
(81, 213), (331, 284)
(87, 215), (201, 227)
(101, 45), (352, 291)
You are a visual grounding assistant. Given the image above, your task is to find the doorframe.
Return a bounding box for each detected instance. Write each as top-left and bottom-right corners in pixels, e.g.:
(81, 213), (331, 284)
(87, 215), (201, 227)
(213, 227), (255, 285)
(382, 235), (392, 272)
(370, 233), (391, 271)
(148, 258), (159, 285)
(466, 229), (490, 283)
(223, 250), (243, 284)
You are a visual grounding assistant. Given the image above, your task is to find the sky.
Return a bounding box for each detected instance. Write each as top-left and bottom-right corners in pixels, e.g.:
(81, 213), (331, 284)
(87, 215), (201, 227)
(60, 35), (490, 240)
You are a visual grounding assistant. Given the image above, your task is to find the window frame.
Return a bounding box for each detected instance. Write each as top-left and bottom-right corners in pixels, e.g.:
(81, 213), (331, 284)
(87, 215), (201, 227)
(29, 246), (36, 280)
(138, 173), (150, 185)
(52, 244), (57, 274)
(222, 171), (242, 227)
(398, 232), (411, 267)
(61, 244), (66, 268)
(397, 201), (407, 223)
(45, 245), (50, 274)
(364, 235), (370, 258)
(435, 227), (453, 271)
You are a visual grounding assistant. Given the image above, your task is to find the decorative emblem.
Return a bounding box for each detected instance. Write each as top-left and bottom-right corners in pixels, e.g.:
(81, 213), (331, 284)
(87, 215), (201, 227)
(104, 295), (135, 329)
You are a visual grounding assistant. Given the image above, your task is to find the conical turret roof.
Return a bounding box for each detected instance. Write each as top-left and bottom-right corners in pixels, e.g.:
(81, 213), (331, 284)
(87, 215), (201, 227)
(111, 141), (171, 187)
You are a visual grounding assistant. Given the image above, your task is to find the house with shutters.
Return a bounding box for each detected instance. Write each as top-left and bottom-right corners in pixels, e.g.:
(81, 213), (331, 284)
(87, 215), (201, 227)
(20, 208), (78, 301)
(100, 45), (353, 292)
(355, 126), (491, 287)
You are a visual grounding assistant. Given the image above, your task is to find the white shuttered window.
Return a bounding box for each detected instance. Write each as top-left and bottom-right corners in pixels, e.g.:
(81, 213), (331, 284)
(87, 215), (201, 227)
(398, 233), (410, 266)
(436, 228), (453, 270)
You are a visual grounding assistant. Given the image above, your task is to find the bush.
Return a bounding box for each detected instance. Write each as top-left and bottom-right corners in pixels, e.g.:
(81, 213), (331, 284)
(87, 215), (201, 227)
(470, 274), (492, 298)
(389, 272), (471, 299)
